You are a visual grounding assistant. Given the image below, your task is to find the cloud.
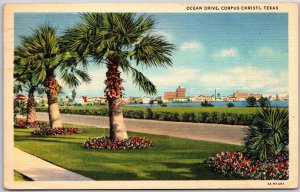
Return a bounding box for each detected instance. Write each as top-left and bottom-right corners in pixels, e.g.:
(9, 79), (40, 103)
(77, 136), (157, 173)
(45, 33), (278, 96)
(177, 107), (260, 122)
(150, 67), (199, 86)
(179, 41), (203, 51)
(58, 68), (106, 97)
(198, 65), (288, 95)
(257, 47), (274, 56)
(214, 48), (238, 58)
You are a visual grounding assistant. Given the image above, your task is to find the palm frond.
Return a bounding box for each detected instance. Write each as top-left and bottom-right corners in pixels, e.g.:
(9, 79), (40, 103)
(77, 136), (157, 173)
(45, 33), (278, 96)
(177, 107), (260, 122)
(120, 62), (156, 95)
(132, 35), (174, 68)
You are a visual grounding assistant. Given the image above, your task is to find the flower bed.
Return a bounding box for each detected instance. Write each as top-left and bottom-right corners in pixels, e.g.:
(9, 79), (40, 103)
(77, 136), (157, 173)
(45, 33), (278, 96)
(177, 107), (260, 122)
(82, 136), (153, 150)
(15, 120), (47, 128)
(205, 151), (288, 180)
(32, 127), (82, 136)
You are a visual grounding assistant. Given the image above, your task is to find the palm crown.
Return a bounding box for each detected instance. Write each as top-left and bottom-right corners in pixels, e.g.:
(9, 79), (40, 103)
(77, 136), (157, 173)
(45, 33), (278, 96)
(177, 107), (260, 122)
(62, 13), (174, 95)
(15, 24), (91, 88)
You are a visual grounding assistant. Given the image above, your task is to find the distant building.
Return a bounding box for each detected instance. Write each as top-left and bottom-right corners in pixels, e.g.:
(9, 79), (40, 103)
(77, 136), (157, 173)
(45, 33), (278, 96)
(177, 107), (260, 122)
(164, 86), (186, 99)
(176, 86), (186, 98)
(142, 97), (151, 104)
(35, 96), (47, 103)
(82, 96), (88, 102)
(15, 94), (27, 101)
(221, 96), (236, 102)
(74, 97), (85, 105)
(164, 92), (176, 99)
(199, 95), (215, 102)
(61, 97), (69, 103)
(122, 97), (131, 104)
(190, 95), (215, 102)
(233, 91), (262, 100)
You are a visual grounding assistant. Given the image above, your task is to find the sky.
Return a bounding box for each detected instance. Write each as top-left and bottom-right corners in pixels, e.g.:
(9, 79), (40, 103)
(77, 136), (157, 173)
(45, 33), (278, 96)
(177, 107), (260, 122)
(14, 13), (288, 98)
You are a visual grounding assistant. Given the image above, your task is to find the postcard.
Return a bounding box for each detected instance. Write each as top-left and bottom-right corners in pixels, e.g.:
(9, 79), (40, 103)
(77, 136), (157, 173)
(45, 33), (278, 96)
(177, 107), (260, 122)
(3, 2), (298, 190)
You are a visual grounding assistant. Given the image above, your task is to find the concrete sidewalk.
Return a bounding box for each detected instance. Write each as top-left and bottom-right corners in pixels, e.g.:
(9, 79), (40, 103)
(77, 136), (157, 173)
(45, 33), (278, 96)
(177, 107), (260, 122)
(14, 147), (94, 181)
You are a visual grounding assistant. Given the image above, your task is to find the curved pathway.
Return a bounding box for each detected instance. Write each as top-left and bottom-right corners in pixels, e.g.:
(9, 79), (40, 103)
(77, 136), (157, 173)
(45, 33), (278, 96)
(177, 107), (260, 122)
(37, 112), (248, 145)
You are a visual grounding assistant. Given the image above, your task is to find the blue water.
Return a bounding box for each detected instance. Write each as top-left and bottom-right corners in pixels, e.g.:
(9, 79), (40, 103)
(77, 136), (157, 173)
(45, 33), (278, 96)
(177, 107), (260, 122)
(124, 100), (288, 108)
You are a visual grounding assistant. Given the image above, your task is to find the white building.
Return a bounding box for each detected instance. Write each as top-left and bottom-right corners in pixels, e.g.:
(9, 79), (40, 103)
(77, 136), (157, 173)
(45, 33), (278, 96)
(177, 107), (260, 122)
(74, 97), (85, 105)
(35, 96), (47, 103)
(142, 97), (151, 104)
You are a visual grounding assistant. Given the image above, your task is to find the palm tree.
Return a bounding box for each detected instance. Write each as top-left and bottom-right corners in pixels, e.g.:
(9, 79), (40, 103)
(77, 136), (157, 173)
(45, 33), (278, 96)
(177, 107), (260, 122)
(246, 96), (257, 107)
(257, 97), (270, 108)
(62, 13), (174, 140)
(14, 53), (44, 123)
(15, 24), (91, 128)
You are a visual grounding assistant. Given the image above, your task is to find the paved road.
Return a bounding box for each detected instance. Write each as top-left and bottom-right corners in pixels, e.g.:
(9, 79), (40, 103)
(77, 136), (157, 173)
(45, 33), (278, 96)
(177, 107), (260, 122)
(36, 112), (248, 145)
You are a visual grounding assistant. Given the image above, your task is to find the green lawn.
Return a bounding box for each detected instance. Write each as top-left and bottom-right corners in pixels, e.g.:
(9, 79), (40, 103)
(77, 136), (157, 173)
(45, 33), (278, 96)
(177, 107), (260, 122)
(15, 124), (242, 180)
(14, 170), (32, 181)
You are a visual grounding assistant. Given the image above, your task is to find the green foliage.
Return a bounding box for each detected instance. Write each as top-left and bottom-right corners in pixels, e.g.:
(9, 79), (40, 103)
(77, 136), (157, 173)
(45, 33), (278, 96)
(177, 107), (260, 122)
(62, 13), (174, 96)
(15, 24), (91, 89)
(246, 96), (257, 107)
(149, 99), (154, 107)
(36, 106), (256, 125)
(227, 102), (235, 108)
(144, 108), (153, 119)
(201, 100), (214, 107)
(244, 107), (289, 160)
(14, 100), (26, 123)
(157, 100), (163, 106)
(123, 110), (144, 119)
(257, 97), (270, 108)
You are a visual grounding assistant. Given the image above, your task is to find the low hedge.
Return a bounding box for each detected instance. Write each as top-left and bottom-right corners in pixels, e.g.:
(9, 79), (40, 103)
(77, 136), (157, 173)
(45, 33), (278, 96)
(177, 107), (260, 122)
(36, 107), (255, 125)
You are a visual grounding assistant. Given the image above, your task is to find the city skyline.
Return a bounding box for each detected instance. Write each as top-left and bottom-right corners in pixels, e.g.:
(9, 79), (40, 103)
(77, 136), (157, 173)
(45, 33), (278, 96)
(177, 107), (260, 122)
(14, 13), (288, 97)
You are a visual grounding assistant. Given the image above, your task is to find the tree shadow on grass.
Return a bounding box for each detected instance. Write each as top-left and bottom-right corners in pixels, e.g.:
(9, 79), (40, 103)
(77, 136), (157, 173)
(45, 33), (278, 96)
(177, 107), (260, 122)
(14, 135), (82, 145)
(71, 170), (139, 180)
(72, 162), (233, 180)
(145, 162), (232, 180)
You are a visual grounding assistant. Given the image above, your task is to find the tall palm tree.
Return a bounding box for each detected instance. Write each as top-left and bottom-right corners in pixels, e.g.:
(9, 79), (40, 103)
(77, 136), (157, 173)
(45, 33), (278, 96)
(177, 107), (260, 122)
(62, 13), (174, 140)
(14, 50), (45, 123)
(15, 24), (91, 128)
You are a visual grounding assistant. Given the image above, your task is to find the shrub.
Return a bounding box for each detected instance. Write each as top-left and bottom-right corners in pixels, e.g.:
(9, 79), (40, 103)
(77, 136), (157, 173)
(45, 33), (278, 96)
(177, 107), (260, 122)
(257, 97), (271, 108)
(201, 100), (214, 107)
(32, 127), (82, 136)
(216, 113), (226, 124)
(246, 96), (257, 107)
(205, 151), (288, 180)
(152, 111), (179, 121)
(35, 107), (256, 125)
(144, 108), (153, 119)
(244, 107), (289, 160)
(123, 110), (144, 119)
(180, 112), (196, 122)
(205, 112), (219, 123)
(82, 136), (153, 150)
(196, 112), (209, 123)
(227, 102), (235, 108)
(225, 113), (239, 125)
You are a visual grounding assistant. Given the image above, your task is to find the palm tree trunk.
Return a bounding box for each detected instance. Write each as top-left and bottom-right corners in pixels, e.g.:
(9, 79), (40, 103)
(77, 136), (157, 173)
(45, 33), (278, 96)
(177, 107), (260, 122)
(105, 62), (128, 140)
(26, 87), (36, 123)
(45, 74), (62, 128)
